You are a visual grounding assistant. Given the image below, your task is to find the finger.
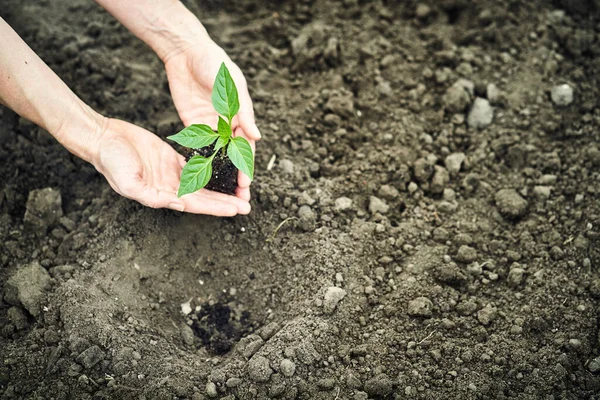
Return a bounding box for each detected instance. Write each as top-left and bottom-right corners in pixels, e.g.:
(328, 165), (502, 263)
(136, 187), (186, 212)
(236, 186), (251, 202)
(236, 88), (261, 141)
(181, 194), (240, 216)
(197, 189), (251, 214)
(138, 185), (242, 216)
(238, 169), (251, 189)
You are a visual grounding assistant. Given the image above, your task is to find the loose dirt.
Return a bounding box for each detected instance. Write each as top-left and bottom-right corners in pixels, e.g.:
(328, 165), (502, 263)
(1, 0), (600, 399)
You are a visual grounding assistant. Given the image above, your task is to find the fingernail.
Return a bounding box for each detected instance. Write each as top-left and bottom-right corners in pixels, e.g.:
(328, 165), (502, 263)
(168, 202), (185, 212)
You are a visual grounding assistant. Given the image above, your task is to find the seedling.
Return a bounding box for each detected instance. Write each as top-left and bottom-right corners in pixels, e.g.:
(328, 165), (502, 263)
(168, 63), (254, 197)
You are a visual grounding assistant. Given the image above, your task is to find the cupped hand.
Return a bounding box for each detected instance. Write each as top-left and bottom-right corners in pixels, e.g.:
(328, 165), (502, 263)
(163, 40), (260, 203)
(92, 118), (251, 216)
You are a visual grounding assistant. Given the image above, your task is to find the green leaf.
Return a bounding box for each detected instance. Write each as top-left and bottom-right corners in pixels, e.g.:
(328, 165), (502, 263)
(217, 116), (233, 141)
(227, 136), (254, 180)
(211, 63), (239, 122)
(213, 136), (228, 154)
(168, 124), (219, 149)
(177, 155), (213, 197)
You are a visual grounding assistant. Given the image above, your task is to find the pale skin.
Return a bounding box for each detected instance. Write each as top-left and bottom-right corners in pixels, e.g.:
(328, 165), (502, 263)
(0, 0), (260, 216)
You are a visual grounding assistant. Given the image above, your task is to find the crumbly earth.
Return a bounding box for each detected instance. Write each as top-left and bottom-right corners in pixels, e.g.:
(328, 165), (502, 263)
(1, 0), (600, 399)
(188, 147), (238, 195)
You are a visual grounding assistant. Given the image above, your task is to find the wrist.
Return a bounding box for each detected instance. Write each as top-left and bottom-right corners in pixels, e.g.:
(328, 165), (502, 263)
(144, 2), (211, 63)
(52, 98), (107, 166)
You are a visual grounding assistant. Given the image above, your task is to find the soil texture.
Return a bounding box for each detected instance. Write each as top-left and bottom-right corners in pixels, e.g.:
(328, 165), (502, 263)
(188, 147), (238, 195)
(2, 0), (600, 399)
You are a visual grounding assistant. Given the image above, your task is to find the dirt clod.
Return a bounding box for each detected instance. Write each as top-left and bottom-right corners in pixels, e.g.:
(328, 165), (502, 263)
(323, 287), (346, 314)
(495, 188), (528, 219)
(4, 261), (51, 318)
(76, 345), (105, 369)
(23, 187), (63, 235)
(364, 374), (393, 397)
(407, 297), (433, 317)
(279, 359), (296, 377)
(2, 1), (600, 398)
(247, 355), (273, 383)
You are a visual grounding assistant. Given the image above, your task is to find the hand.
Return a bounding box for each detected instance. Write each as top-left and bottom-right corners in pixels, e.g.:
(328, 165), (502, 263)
(164, 40), (261, 203)
(92, 118), (251, 216)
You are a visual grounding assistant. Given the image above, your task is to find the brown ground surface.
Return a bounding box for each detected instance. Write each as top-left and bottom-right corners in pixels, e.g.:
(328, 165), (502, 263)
(2, 0), (600, 399)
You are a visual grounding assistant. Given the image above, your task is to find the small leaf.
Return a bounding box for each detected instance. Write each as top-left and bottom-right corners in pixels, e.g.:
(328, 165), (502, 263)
(227, 136), (254, 180)
(213, 136), (228, 154)
(177, 156), (213, 197)
(168, 124), (219, 149)
(217, 116), (232, 141)
(211, 63), (240, 122)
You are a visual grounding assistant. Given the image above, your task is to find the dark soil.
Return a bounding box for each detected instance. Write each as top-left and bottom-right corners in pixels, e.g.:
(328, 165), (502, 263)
(191, 301), (256, 355)
(188, 147), (238, 195)
(2, 0), (600, 399)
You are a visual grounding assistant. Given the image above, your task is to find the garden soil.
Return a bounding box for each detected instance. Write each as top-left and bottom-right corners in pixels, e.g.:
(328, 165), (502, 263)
(1, 0), (600, 399)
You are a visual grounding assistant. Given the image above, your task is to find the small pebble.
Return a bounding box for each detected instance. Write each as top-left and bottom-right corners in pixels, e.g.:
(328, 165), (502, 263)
(407, 297), (433, 317)
(323, 287), (347, 314)
(468, 98), (494, 129)
(280, 359), (296, 377)
(495, 189), (528, 219)
(551, 84), (574, 107)
(248, 356), (273, 383)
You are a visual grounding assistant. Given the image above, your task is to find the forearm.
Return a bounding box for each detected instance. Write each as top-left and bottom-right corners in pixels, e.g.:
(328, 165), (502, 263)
(0, 18), (105, 163)
(94, 0), (211, 62)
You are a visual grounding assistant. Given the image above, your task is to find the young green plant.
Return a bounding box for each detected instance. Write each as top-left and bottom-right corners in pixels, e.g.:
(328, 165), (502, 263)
(168, 63), (254, 197)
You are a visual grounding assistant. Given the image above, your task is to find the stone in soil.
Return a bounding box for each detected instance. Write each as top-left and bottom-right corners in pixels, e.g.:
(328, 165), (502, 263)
(378, 184), (399, 200)
(368, 196), (389, 214)
(467, 98), (494, 129)
(334, 197), (353, 211)
(589, 357), (600, 372)
(325, 91), (355, 118)
(205, 381), (218, 398)
(323, 287), (346, 314)
(508, 267), (525, 287)
(430, 166), (449, 194)
(248, 355), (273, 383)
(551, 84), (574, 107)
(407, 297), (433, 317)
(413, 158), (434, 182)
(445, 153), (466, 176)
(4, 261), (51, 318)
(494, 189), (528, 219)
(486, 83), (501, 104)
(443, 80), (473, 113)
(477, 304), (498, 325)
(7, 307), (29, 331)
(24, 187), (63, 235)
(455, 245), (477, 263)
(433, 264), (467, 287)
(298, 205), (316, 232)
(280, 359), (296, 377)
(364, 374), (393, 397)
(76, 345), (105, 369)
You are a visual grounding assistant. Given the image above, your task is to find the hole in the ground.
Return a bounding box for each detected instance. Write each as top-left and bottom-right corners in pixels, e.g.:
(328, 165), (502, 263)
(189, 300), (258, 355)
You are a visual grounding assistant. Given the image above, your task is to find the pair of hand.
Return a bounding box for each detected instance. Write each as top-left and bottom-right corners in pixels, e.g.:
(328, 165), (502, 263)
(93, 41), (259, 216)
